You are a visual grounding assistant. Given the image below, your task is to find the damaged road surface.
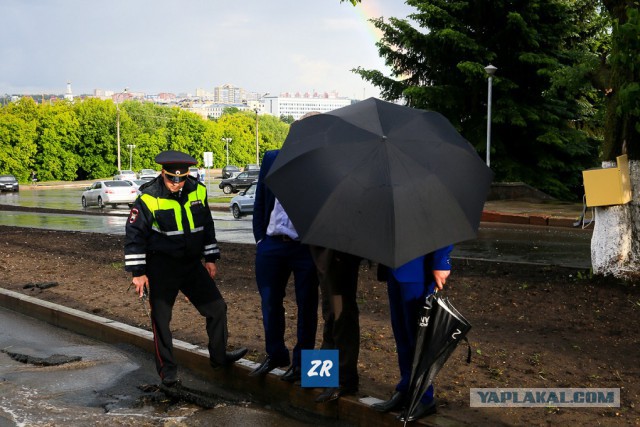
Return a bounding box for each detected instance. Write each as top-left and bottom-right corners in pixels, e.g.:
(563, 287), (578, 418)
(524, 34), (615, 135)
(0, 306), (327, 427)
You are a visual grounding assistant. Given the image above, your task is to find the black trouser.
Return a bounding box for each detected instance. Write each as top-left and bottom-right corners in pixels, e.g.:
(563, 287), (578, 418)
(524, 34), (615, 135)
(146, 254), (227, 382)
(310, 246), (361, 390)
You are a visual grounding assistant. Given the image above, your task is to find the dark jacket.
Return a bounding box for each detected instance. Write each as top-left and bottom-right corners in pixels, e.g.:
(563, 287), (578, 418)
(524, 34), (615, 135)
(252, 150), (278, 243)
(124, 176), (220, 277)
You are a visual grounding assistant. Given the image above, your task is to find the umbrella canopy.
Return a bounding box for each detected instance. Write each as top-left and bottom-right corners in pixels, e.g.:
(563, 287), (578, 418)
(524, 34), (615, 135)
(265, 97), (493, 268)
(402, 293), (472, 423)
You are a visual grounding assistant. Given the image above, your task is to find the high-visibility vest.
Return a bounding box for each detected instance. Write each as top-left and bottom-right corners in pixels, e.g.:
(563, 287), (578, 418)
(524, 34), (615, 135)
(139, 185), (207, 236)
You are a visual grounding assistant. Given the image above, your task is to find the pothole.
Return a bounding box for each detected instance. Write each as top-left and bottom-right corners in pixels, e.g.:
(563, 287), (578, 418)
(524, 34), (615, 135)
(2, 349), (81, 366)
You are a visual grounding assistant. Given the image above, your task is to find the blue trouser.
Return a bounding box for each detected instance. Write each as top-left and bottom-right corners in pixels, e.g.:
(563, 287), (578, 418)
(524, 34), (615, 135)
(255, 236), (318, 367)
(387, 275), (435, 404)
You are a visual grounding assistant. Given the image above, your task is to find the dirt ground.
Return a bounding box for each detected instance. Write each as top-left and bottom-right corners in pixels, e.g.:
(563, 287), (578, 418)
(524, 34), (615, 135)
(0, 223), (639, 426)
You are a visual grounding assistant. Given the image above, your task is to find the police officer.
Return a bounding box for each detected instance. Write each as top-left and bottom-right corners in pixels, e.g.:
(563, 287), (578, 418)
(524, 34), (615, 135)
(124, 150), (247, 387)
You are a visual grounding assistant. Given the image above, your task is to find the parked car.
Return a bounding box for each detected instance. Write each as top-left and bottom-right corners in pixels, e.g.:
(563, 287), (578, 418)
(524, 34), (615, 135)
(218, 170), (260, 194)
(188, 167), (199, 178)
(113, 170), (137, 181)
(229, 182), (257, 218)
(123, 179), (148, 194)
(82, 180), (138, 209)
(138, 169), (158, 180)
(0, 174), (19, 192)
(244, 164), (260, 172)
(222, 165), (241, 179)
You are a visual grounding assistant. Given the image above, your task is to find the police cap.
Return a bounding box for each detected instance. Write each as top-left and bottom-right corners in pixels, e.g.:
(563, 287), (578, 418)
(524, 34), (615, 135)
(155, 150), (197, 183)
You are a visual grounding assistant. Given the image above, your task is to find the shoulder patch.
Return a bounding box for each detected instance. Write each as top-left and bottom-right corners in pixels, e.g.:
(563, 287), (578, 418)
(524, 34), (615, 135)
(129, 208), (139, 224)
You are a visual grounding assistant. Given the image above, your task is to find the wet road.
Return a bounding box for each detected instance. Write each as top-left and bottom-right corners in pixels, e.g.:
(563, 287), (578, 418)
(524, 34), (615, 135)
(0, 188), (593, 269)
(0, 306), (345, 427)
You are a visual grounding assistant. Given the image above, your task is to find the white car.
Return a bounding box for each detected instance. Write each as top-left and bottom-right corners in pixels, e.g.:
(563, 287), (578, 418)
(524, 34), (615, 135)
(113, 170), (137, 181)
(123, 179), (148, 194)
(138, 169), (158, 180)
(82, 180), (138, 209)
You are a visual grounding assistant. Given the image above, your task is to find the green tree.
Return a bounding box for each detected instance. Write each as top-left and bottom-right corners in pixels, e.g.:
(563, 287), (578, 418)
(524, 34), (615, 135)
(601, 1), (640, 159)
(589, 1), (640, 279)
(0, 99), (38, 180)
(355, 0), (606, 199)
(35, 101), (81, 181)
(73, 98), (118, 179)
(280, 114), (295, 124)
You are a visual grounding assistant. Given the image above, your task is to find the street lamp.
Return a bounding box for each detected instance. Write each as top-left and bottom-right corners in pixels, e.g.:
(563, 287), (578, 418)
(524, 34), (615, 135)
(126, 144), (136, 170)
(254, 108), (260, 165)
(221, 137), (232, 166)
(115, 88), (128, 171)
(253, 93), (269, 165)
(484, 64), (497, 168)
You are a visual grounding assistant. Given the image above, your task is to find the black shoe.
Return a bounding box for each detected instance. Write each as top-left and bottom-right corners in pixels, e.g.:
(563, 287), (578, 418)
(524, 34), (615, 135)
(371, 391), (406, 413)
(248, 356), (289, 377)
(226, 347), (248, 363)
(398, 399), (437, 422)
(314, 385), (358, 403)
(161, 377), (179, 387)
(210, 347), (249, 369)
(280, 365), (301, 382)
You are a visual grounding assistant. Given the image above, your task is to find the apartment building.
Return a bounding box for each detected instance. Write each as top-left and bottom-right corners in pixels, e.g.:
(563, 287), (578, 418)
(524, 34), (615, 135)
(263, 92), (352, 120)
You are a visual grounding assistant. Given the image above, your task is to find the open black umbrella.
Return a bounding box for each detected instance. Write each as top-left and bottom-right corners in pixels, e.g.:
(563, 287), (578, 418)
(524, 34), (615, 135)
(401, 292), (472, 424)
(265, 97), (493, 268)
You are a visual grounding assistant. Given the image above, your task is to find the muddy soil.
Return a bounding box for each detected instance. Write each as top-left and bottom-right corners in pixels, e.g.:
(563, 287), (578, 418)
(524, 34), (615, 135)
(0, 224), (638, 426)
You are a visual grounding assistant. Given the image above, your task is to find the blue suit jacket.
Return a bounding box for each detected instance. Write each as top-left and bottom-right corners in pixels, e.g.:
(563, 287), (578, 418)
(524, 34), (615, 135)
(252, 150), (279, 243)
(390, 245), (453, 283)
(377, 245), (453, 283)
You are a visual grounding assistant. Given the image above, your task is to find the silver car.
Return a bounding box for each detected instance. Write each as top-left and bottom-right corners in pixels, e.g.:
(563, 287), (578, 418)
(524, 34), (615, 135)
(113, 170), (137, 181)
(82, 180), (138, 209)
(138, 169), (158, 180)
(229, 182), (256, 219)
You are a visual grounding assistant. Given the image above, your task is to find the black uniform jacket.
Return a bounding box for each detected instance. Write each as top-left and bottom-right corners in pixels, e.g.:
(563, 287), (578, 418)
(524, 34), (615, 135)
(124, 176), (220, 277)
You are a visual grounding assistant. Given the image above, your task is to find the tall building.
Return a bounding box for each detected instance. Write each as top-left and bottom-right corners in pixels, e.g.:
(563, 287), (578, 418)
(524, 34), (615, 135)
(213, 84), (247, 104)
(262, 92), (352, 120)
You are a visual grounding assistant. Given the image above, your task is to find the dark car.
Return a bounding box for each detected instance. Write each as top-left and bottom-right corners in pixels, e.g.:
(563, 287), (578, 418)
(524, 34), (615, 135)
(222, 165), (241, 179)
(218, 170), (259, 194)
(0, 174), (19, 192)
(229, 182), (257, 218)
(244, 164), (260, 172)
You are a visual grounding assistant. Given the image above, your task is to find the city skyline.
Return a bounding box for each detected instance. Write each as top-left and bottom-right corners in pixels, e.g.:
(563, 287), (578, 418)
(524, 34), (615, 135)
(0, 1), (415, 100)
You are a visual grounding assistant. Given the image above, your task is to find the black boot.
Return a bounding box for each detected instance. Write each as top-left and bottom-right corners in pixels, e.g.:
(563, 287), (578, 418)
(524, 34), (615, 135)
(371, 391), (405, 413)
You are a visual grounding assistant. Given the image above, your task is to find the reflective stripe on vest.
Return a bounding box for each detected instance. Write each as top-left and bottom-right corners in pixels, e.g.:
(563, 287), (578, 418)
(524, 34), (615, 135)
(140, 185), (207, 234)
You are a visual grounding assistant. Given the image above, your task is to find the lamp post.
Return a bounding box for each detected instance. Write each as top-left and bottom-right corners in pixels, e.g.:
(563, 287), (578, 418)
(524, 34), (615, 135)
(115, 88), (128, 171)
(254, 108), (260, 165)
(484, 64), (497, 168)
(253, 93), (269, 165)
(221, 137), (232, 165)
(126, 144), (136, 170)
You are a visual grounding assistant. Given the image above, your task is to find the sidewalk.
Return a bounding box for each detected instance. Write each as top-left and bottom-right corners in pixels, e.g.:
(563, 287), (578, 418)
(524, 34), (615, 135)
(482, 199), (587, 228)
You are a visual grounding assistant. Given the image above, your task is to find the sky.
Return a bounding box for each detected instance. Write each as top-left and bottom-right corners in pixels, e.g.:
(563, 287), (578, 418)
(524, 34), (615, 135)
(0, 1), (415, 99)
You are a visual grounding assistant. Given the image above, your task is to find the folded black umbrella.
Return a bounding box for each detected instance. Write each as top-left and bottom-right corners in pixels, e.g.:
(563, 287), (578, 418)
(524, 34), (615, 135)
(265, 97), (493, 268)
(402, 292), (472, 423)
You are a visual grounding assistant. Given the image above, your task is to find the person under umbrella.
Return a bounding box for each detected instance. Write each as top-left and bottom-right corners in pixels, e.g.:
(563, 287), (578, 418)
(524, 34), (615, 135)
(249, 149), (319, 382)
(372, 246), (452, 419)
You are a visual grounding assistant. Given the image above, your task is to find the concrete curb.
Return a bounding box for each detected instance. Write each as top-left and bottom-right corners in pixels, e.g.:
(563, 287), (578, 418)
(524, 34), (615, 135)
(481, 210), (582, 228)
(0, 287), (465, 427)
